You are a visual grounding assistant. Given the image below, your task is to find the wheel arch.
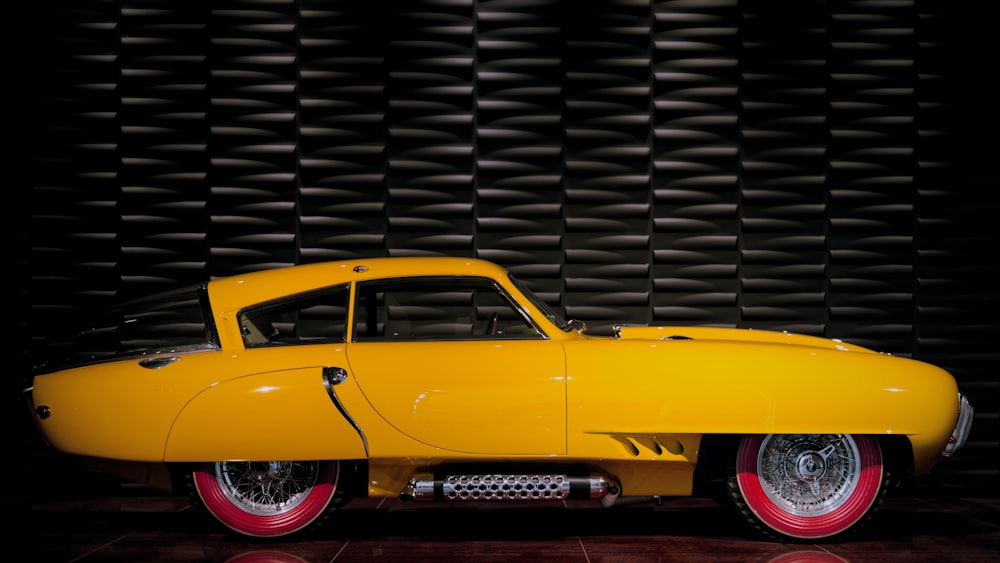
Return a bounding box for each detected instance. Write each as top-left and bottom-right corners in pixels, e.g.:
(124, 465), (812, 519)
(170, 458), (370, 497)
(692, 433), (740, 497)
(878, 433), (915, 488)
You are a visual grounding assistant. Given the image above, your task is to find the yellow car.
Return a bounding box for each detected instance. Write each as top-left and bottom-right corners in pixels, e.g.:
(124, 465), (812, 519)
(26, 257), (973, 542)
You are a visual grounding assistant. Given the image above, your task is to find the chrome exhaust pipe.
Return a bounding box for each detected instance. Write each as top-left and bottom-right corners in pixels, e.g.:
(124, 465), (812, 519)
(401, 473), (610, 502)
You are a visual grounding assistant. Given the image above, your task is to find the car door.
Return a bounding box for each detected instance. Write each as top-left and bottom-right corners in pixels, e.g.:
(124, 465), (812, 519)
(346, 277), (567, 455)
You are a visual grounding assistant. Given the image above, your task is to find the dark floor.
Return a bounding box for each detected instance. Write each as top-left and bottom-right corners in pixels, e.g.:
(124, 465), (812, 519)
(23, 458), (1000, 563)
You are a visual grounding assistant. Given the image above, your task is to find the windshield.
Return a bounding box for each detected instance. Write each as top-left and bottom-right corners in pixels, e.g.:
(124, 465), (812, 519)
(508, 274), (573, 332)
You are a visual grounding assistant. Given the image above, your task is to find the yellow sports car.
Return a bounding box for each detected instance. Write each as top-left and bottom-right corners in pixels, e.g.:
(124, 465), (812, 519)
(26, 257), (973, 542)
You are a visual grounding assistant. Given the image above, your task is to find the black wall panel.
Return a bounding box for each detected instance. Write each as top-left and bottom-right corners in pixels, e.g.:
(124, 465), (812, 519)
(23, 0), (998, 494)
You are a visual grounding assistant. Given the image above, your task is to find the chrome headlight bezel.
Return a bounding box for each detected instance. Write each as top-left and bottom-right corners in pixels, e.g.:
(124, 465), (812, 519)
(942, 392), (974, 458)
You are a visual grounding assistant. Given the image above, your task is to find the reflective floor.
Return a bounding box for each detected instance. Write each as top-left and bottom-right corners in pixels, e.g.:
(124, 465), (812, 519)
(25, 459), (1000, 562)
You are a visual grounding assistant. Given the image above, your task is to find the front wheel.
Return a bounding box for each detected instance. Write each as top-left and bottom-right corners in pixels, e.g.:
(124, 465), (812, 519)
(186, 460), (348, 538)
(727, 434), (887, 542)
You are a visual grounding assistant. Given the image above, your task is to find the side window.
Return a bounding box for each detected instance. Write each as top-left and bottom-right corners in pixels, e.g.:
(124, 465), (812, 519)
(239, 284), (349, 347)
(353, 277), (543, 341)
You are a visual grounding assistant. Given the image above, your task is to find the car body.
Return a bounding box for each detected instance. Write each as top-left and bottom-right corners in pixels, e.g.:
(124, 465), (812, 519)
(26, 256), (974, 542)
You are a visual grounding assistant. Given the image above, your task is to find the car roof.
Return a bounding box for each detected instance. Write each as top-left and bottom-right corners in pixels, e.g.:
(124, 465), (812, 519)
(206, 257), (508, 313)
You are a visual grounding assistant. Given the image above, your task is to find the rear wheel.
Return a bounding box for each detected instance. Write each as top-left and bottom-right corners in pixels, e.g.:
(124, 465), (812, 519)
(187, 460), (347, 538)
(727, 434), (887, 541)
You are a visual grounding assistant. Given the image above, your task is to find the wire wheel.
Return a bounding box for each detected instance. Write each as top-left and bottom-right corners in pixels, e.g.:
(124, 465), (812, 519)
(729, 434), (886, 541)
(189, 460), (341, 538)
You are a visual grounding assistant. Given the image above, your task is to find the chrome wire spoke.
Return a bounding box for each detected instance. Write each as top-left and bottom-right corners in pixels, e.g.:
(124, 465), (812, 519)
(217, 461), (319, 515)
(758, 435), (863, 516)
(809, 479), (822, 496)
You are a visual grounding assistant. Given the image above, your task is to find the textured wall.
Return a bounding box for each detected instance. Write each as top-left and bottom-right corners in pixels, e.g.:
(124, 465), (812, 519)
(23, 0), (998, 494)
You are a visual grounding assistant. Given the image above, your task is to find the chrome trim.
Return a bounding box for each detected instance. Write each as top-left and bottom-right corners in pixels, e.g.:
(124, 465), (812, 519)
(22, 386), (51, 446)
(138, 356), (181, 369)
(321, 367), (369, 457)
(403, 473), (609, 502)
(942, 392), (973, 458)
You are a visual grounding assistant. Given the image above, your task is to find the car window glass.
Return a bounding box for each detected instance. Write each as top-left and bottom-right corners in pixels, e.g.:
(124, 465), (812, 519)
(353, 277), (542, 341)
(239, 284), (349, 347)
(35, 285), (216, 373)
(508, 273), (571, 331)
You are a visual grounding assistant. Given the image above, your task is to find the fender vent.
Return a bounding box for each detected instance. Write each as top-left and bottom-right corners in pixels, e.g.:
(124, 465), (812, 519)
(611, 434), (685, 457)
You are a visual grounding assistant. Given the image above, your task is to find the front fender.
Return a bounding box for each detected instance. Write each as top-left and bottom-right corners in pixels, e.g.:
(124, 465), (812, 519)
(164, 367), (367, 462)
(566, 339), (960, 475)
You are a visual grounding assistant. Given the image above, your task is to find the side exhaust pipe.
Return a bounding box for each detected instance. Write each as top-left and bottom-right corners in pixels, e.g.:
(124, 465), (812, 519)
(400, 473), (610, 502)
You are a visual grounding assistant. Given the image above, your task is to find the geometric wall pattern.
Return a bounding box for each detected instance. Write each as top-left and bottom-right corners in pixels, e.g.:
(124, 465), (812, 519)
(23, 0), (998, 494)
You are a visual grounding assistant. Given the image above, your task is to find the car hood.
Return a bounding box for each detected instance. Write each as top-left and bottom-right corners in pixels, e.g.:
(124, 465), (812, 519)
(614, 325), (879, 354)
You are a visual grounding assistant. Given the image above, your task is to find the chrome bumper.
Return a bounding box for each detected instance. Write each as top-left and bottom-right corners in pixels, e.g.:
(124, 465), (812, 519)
(942, 392), (974, 457)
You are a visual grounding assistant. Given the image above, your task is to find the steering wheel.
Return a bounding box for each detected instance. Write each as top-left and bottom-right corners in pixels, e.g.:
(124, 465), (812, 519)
(485, 312), (498, 336)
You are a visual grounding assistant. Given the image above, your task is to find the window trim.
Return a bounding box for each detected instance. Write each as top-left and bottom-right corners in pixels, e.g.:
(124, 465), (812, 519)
(237, 283), (351, 348)
(350, 276), (546, 343)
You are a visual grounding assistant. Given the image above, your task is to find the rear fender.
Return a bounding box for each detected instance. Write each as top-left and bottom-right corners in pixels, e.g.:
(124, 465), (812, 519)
(165, 367), (366, 461)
